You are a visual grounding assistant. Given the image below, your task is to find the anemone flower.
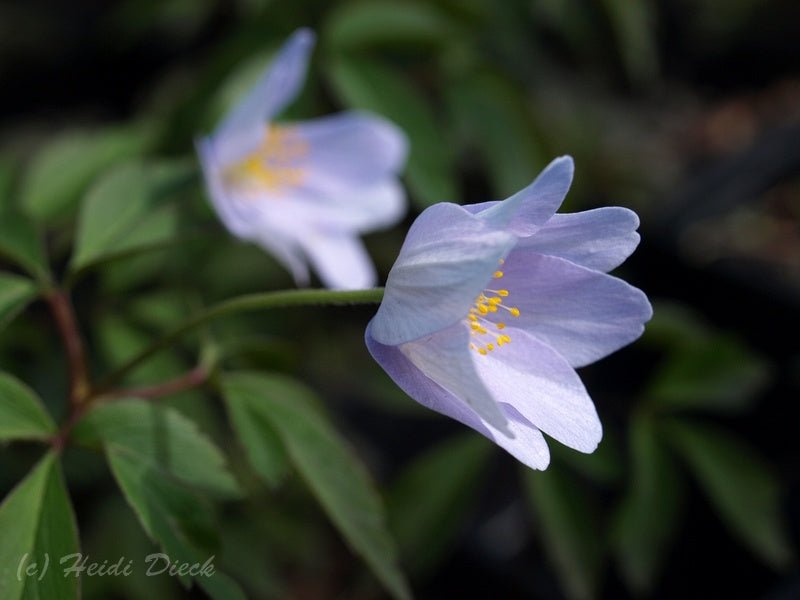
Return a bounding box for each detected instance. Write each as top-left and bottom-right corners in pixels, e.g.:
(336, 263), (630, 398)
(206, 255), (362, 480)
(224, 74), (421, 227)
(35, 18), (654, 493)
(197, 28), (408, 289)
(365, 156), (652, 469)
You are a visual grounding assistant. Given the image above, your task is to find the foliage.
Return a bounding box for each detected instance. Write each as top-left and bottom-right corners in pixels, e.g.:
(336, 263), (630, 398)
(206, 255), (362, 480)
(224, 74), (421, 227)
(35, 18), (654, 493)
(0, 0), (796, 599)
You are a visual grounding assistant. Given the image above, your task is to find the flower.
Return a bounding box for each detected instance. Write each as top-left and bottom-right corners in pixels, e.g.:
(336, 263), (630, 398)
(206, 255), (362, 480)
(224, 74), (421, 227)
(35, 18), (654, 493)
(197, 28), (408, 289)
(365, 156), (652, 469)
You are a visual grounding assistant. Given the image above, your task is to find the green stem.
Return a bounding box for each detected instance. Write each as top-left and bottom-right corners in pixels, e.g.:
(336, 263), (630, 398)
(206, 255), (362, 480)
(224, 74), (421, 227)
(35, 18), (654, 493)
(95, 287), (385, 392)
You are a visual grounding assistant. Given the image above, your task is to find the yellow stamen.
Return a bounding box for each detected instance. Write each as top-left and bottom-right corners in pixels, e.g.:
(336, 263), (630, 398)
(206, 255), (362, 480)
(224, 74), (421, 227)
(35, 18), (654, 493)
(467, 257), (517, 354)
(224, 125), (308, 194)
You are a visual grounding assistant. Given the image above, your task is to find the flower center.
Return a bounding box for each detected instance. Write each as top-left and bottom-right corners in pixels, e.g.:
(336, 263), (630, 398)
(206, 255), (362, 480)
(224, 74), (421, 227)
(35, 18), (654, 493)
(467, 260), (520, 355)
(224, 125), (308, 194)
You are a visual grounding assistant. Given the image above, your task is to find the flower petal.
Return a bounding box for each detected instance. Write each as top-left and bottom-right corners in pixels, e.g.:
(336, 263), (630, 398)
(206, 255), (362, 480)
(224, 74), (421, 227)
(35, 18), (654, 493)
(366, 322), (550, 469)
(283, 179), (407, 233)
(370, 203), (516, 345)
(501, 250), (653, 367)
(292, 111), (408, 186)
(198, 138), (311, 284)
(295, 230), (376, 289)
(197, 137), (263, 239)
(213, 28), (315, 162)
(516, 207), (641, 272)
(251, 227), (310, 286)
(477, 156), (574, 235)
(399, 323), (510, 433)
(473, 328), (602, 452)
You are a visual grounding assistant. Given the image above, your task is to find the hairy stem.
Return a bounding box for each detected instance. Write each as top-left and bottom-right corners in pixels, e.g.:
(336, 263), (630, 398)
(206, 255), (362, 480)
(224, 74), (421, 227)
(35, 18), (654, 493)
(97, 287), (385, 391)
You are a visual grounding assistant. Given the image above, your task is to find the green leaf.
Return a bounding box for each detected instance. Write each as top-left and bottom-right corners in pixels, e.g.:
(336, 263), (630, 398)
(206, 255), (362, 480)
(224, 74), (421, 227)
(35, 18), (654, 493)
(325, 0), (458, 50)
(387, 434), (491, 575)
(327, 55), (456, 209)
(647, 335), (769, 414)
(600, 0), (658, 86)
(548, 430), (624, 485)
(523, 467), (603, 600)
(0, 372), (56, 441)
(665, 420), (793, 567)
(0, 211), (50, 282)
(73, 400), (241, 499)
(20, 126), (152, 222)
(225, 389), (290, 487)
(640, 301), (710, 347)
(0, 159), (14, 212)
(446, 73), (545, 197)
(612, 414), (683, 592)
(70, 159), (192, 274)
(0, 453), (80, 600)
(0, 273), (37, 333)
(107, 446), (246, 600)
(221, 372), (411, 600)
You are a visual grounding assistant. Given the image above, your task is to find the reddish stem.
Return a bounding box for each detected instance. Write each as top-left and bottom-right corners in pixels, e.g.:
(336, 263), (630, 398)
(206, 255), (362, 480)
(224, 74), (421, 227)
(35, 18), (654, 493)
(100, 365), (209, 401)
(46, 290), (90, 408)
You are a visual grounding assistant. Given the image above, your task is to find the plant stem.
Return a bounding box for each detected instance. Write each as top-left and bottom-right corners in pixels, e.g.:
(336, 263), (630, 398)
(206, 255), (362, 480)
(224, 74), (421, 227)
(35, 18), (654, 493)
(97, 287), (384, 391)
(100, 365), (209, 401)
(46, 289), (90, 407)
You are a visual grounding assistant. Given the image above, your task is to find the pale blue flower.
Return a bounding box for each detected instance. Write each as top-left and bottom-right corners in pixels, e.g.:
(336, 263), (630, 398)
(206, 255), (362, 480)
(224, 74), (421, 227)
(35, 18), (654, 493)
(366, 157), (652, 469)
(197, 29), (408, 289)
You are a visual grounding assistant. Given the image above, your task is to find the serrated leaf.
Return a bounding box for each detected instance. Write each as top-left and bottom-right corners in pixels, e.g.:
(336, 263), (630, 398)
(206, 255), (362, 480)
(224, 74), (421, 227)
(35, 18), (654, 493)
(0, 274), (37, 333)
(327, 55), (455, 208)
(446, 73), (545, 197)
(325, 0), (458, 50)
(221, 372), (411, 600)
(0, 371), (56, 441)
(523, 467), (603, 600)
(387, 434), (491, 575)
(225, 390), (290, 487)
(107, 446), (246, 600)
(647, 335), (769, 414)
(665, 420), (793, 568)
(73, 400), (241, 499)
(0, 453), (80, 600)
(612, 414), (683, 592)
(20, 126), (152, 222)
(0, 211), (49, 282)
(70, 160), (192, 274)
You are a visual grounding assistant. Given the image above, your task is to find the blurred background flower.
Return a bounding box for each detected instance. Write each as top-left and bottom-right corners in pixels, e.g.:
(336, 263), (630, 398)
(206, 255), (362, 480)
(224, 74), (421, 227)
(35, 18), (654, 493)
(0, 0), (798, 598)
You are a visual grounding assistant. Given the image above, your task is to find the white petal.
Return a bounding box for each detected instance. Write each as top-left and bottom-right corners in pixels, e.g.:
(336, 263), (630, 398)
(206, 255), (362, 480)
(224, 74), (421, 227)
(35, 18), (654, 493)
(214, 28), (315, 163)
(371, 203), (516, 345)
(293, 111), (408, 186)
(500, 250), (653, 367)
(478, 156), (574, 235)
(400, 323), (510, 434)
(296, 231), (376, 290)
(366, 322), (550, 469)
(517, 207), (640, 272)
(283, 179), (406, 233)
(473, 328), (602, 453)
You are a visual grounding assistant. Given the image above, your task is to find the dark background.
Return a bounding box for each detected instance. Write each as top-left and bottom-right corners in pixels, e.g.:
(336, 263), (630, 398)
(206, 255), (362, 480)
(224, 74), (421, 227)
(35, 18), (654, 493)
(1, 0), (799, 598)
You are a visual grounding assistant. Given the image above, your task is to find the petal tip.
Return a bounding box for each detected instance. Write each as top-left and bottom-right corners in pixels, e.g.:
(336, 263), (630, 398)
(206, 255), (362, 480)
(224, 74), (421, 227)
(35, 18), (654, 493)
(289, 27), (316, 48)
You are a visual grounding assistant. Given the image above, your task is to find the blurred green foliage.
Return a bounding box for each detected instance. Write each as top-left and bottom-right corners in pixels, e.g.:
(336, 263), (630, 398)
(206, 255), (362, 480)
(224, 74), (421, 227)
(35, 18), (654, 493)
(0, 0), (797, 599)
